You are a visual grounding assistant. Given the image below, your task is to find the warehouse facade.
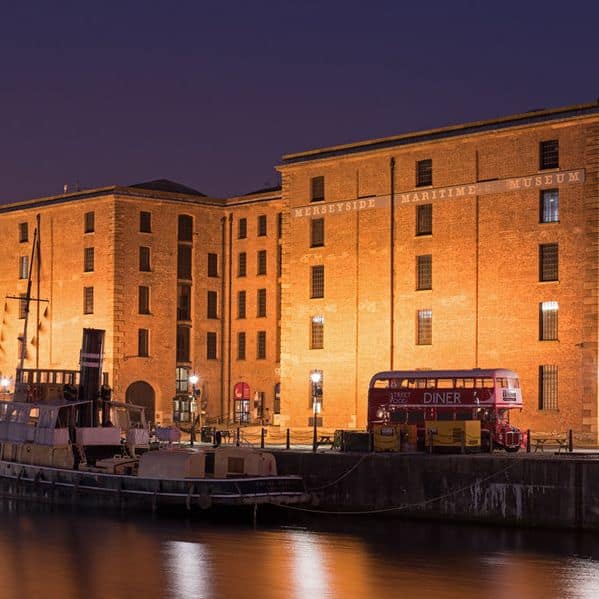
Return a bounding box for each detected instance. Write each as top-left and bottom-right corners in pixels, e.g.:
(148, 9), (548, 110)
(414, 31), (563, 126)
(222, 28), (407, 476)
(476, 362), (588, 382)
(0, 102), (598, 438)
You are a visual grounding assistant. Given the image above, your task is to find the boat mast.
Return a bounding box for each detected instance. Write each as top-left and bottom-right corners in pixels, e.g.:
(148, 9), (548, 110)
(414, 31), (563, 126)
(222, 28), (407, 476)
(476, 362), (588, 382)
(18, 214), (41, 373)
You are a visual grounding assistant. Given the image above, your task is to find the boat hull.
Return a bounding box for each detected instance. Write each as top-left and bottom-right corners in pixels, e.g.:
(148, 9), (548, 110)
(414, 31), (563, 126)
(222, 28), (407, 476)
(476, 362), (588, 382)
(0, 459), (309, 513)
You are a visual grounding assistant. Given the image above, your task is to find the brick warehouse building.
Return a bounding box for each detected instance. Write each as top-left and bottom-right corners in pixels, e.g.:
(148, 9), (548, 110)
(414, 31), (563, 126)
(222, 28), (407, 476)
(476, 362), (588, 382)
(0, 101), (598, 438)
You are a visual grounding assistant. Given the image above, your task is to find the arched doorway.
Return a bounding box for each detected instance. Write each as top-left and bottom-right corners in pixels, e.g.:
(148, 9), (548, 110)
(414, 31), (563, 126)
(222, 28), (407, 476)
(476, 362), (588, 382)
(126, 381), (156, 424)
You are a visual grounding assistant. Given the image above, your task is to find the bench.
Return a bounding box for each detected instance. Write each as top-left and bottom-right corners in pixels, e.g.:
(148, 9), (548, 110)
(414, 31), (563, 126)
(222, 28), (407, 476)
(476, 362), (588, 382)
(533, 435), (569, 453)
(315, 435), (334, 448)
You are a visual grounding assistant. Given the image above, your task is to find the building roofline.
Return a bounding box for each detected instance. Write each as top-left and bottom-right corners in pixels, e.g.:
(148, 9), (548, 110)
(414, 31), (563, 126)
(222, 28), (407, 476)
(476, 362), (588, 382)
(280, 101), (599, 166)
(0, 184), (225, 214)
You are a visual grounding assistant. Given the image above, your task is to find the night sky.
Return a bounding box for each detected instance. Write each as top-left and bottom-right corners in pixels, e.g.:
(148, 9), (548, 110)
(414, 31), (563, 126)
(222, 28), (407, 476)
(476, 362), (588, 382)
(1, 0), (597, 204)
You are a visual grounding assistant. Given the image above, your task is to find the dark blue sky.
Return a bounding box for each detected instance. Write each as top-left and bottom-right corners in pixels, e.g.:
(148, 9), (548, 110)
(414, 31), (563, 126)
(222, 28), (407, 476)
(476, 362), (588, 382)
(1, 0), (597, 203)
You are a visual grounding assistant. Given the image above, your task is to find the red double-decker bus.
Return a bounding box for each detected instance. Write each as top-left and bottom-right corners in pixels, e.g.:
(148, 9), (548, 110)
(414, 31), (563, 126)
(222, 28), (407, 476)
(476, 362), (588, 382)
(368, 369), (524, 452)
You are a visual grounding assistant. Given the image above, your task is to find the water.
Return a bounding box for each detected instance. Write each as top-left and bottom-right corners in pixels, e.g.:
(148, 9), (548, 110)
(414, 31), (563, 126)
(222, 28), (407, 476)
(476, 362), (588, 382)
(1, 505), (599, 599)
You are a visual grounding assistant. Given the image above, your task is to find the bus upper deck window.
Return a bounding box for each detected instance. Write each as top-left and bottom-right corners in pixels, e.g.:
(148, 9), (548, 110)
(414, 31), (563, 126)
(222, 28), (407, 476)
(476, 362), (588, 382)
(508, 378), (520, 389)
(497, 378), (508, 388)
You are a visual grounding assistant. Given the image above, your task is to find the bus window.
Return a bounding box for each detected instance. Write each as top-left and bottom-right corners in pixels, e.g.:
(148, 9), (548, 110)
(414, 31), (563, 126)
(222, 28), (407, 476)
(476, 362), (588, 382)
(474, 378), (494, 388)
(508, 378), (520, 389)
(415, 378), (428, 389)
(437, 379), (454, 389)
(373, 379), (390, 388)
(496, 378), (509, 388)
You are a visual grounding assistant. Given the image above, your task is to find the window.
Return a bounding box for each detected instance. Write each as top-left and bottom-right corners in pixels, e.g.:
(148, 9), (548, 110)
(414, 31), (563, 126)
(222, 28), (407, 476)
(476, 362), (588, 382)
(19, 223), (28, 242)
(139, 286), (150, 314)
(178, 215), (193, 241)
(540, 301), (558, 340)
(311, 315), (324, 349)
(238, 252), (247, 277)
(257, 331), (266, 359)
(175, 366), (189, 393)
(257, 288), (267, 317)
(539, 243), (558, 281)
(539, 364), (558, 410)
(238, 291), (246, 319)
(19, 256), (28, 280)
(207, 332), (217, 360)
(310, 218), (324, 247)
(138, 329), (149, 357)
(139, 246), (151, 272)
(540, 140), (559, 170)
(208, 253), (218, 277)
(84, 212), (94, 234)
(19, 293), (27, 319)
(177, 284), (191, 320)
(311, 265), (324, 298)
(207, 291), (218, 319)
(177, 245), (191, 279)
(257, 250), (267, 275)
(311, 176), (325, 202)
(176, 326), (190, 362)
(416, 255), (432, 290)
(277, 212), (283, 238)
(83, 287), (94, 314)
(238, 218), (247, 239)
(140, 211), (152, 233)
(416, 159), (433, 187)
(258, 214), (267, 237)
(84, 247), (94, 272)
(237, 332), (246, 360)
(540, 189), (559, 223)
(417, 309), (432, 345)
(416, 204), (432, 235)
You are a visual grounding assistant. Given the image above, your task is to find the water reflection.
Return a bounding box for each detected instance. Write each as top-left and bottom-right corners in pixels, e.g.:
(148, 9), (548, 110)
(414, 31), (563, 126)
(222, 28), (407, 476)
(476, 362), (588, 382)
(0, 504), (598, 598)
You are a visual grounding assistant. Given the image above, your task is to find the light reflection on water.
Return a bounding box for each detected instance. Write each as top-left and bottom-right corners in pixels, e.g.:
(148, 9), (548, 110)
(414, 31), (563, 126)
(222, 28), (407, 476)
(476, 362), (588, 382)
(0, 505), (598, 599)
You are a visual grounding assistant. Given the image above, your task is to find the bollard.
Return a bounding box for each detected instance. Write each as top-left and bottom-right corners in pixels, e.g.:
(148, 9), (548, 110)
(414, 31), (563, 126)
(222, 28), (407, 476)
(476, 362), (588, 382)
(236, 427), (240, 447)
(569, 429), (573, 453)
(286, 428), (290, 450)
(526, 429), (531, 453)
(260, 427), (265, 449)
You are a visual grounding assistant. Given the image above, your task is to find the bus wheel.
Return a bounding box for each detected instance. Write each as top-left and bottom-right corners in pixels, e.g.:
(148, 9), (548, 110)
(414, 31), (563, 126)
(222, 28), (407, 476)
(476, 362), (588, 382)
(505, 446), (519, 453)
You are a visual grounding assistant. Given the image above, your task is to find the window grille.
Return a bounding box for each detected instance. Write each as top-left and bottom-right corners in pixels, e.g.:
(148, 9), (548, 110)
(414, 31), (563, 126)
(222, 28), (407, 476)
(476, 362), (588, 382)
(257, 250), (267, 275)
(539, 243), (558, 281)
(539, 301), (558, 340)
(311, 265), (324, 298)
(238, 252), (247, 277)
(416, 159), (433, 187)
(539, 364), (558, 410)
(83, 287), (94, 314)
(19, 222), (29, 242)
(540, 140), (559, 170)
(237, 332), (246, 360)
(417, 309), (432, 345)
(311, 315), (324, 349)
(238, 291), (246, 319)
(416, 255), (432, 290)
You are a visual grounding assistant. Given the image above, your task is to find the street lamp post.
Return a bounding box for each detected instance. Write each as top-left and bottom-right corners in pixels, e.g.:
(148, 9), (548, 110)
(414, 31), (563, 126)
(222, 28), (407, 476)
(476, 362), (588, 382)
(189, 374), (199, 446)
(311, 371), (322, 452)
